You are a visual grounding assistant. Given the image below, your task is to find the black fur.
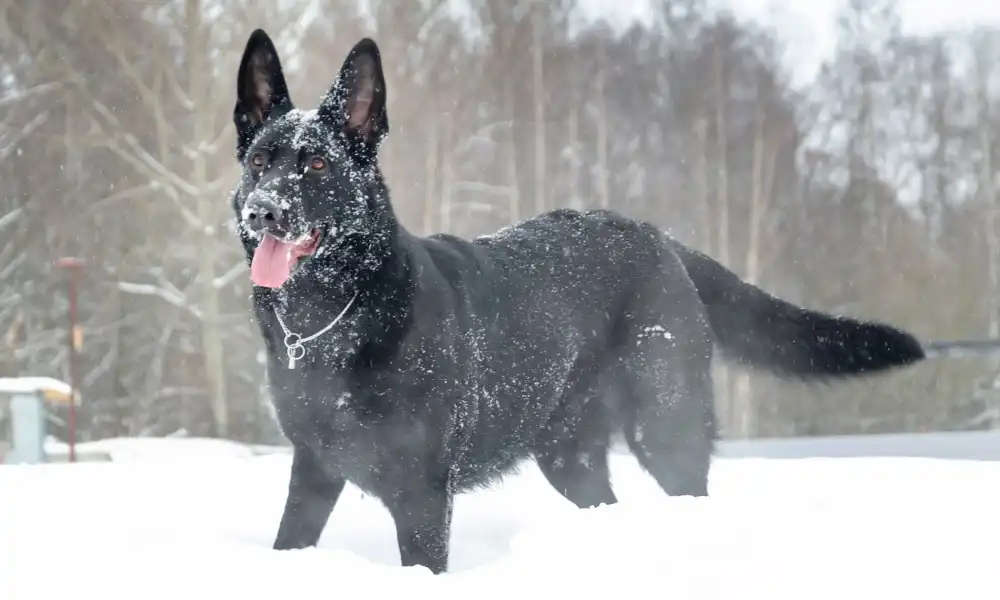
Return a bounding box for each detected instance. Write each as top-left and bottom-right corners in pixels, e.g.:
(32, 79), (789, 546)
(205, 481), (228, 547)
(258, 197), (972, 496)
(665, 241), (925, 377)
(230, 30), (925, 574)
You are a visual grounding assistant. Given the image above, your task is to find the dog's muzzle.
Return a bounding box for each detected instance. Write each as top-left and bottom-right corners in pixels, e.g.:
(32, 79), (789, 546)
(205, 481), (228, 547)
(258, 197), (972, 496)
(245, 197), (287, 235)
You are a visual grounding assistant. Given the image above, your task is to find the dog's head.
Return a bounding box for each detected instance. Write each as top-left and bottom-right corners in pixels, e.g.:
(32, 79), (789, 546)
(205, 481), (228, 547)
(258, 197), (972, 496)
(230, 29), (390, 289)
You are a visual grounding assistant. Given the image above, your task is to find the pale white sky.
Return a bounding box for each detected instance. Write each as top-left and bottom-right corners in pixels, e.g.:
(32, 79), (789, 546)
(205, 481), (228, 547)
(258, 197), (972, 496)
(580, 0), (1000, 86)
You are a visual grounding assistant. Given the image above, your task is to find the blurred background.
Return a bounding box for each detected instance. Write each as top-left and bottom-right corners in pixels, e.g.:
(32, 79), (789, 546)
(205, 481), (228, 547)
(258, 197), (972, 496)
(1, 0), (999, 446)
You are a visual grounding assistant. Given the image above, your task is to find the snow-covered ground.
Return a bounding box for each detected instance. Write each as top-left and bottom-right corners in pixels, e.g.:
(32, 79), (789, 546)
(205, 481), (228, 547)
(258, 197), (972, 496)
(2, 440), (999, 600)
(42, 435), (289, 462)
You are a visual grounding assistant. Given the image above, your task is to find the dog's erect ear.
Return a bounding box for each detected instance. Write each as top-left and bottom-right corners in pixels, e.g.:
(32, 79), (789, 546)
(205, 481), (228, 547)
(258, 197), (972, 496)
(318, 38), (389, 149)
(233, 29), (292, 160)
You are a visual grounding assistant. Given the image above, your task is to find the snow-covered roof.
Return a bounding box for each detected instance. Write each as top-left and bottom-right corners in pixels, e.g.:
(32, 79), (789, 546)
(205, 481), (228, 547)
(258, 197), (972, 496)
(0, 377), (76, 404)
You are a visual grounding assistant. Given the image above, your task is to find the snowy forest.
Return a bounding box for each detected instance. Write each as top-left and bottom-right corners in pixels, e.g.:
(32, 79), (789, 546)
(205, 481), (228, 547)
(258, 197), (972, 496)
(2, 0), (1000, 444)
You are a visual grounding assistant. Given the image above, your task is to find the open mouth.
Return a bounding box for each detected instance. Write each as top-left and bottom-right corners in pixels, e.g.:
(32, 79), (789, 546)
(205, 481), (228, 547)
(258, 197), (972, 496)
(250, 227), (324, 289)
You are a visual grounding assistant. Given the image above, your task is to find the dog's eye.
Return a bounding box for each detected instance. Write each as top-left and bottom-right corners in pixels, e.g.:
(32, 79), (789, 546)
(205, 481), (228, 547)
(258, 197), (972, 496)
(250, 151), (267, 169)
(308, 156), (327, 171)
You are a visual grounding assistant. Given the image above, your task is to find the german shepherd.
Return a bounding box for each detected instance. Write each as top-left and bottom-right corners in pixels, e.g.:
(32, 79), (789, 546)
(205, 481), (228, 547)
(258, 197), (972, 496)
(230, 29), (925, 573)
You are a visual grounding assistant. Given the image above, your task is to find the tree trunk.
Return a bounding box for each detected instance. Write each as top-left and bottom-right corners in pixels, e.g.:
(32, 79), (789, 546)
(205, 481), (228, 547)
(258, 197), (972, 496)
(567, 102), (581, 210)
(712, 36), (733, 436)
(595, 65), (609, 209)
(733, 99), (770, 439)
(440, 113), (455, 233)
(504, 80), (520, 224)
(532, 10), (546, 215)
(977, 57), (1000, 429)
(695, 113), (711, 251)
(186, 0), (228, 437)
(423, 117), (439, 235)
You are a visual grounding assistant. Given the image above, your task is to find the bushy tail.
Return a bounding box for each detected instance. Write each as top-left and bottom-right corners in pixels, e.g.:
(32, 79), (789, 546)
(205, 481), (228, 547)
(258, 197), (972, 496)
(667, 240), (925, 379)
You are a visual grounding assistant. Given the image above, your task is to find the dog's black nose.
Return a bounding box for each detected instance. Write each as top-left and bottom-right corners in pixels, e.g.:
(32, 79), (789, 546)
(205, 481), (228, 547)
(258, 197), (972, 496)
(245, 199), (283, 232)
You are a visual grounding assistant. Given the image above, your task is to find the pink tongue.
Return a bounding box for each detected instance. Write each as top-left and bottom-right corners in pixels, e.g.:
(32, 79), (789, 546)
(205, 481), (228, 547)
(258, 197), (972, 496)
(251, 235), (297, 288)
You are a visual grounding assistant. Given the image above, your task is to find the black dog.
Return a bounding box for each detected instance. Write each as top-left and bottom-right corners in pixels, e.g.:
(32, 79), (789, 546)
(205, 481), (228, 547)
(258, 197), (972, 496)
(230, 29), (925, 574)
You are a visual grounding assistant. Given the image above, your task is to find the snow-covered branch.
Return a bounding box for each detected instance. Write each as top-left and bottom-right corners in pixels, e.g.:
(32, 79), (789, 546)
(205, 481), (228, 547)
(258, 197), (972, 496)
(117, 281), (204, 321)
(212, 262), (247, 290)
(0, 207), (23, 232)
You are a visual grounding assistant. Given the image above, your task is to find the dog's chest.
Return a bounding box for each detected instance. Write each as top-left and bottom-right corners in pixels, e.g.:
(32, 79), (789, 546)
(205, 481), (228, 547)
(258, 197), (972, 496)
(268, 365), (437, 475)
(268, 363), (362, 436)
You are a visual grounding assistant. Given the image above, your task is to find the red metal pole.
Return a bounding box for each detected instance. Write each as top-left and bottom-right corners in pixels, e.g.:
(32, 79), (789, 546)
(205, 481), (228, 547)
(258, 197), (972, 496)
(55, 257), (85, 464)
(67, 269), (78, 463)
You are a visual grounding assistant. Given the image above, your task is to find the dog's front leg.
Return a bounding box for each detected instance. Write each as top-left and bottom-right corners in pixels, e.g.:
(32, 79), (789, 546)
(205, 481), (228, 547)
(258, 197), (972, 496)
(387, 477), (453, 574)
(273, 445), (345, 550)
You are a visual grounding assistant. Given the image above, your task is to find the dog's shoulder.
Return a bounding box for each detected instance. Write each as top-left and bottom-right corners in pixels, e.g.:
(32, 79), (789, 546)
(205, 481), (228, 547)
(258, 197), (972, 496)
(415, 233), (494, 279)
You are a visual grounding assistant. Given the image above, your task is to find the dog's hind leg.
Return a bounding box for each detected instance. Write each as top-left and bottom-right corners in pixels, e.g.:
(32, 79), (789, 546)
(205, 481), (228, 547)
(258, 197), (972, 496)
(534, 397), (617, 508)
(621, 359), (715, 498)
(273, 446), (345, 550)
(619, 249), (716, 498)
